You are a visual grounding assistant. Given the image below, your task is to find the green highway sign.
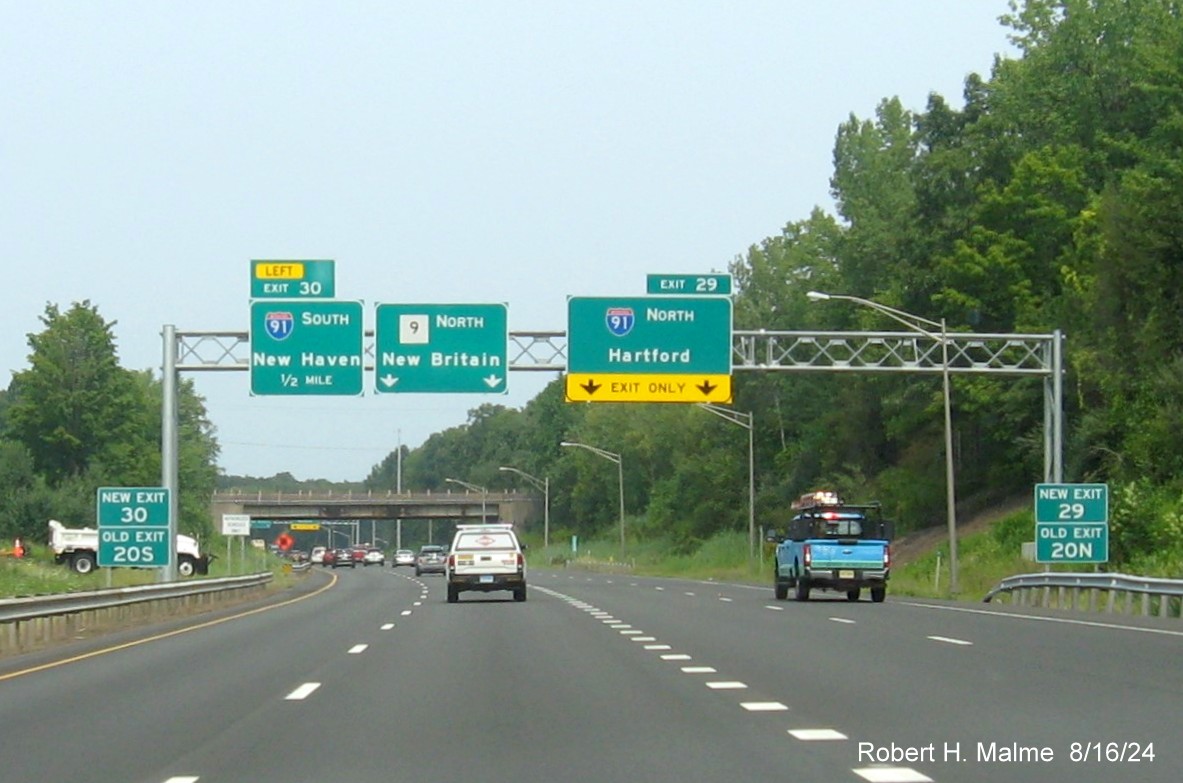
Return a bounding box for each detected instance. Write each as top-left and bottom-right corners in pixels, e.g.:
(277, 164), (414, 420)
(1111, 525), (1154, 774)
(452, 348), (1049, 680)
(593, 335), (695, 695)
(1036, 523), (1108, 563)
(251, 260), (335, 299)
(374, 303), (508, 393)
(567, 296), (732, 374)
(646, 273), (732, 296)
(97, 486), (170, 568)
(1034, 483), (1108, 523)
(1034, 483), (1109, 563)
(250, 300), (364, 395)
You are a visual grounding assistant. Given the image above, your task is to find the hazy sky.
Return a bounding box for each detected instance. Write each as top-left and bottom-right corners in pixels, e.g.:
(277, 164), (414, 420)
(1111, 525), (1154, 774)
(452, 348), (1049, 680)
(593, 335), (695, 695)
(2, 1), (1017, 482)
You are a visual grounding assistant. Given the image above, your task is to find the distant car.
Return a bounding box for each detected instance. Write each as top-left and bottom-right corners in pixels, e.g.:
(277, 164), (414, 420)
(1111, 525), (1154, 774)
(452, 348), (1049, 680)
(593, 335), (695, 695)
(351, 547), (367, 565)
(329, 548), (355, 569)
(393, 549), (416, 567)
(364, 548), (385, 566)
(310, 546), (327, 565)
(415, 545), (446, 576)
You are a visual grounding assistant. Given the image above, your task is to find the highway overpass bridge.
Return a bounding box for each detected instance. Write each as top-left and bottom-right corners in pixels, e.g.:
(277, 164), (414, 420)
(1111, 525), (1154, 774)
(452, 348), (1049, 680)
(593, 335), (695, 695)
(210, 489), (540, 548)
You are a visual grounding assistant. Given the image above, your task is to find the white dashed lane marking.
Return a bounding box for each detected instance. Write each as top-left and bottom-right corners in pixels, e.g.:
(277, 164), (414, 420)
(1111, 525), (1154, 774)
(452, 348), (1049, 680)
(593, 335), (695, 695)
(662, 654), (693, 661)
(853, 768), (933, 782)
(928, 635), (973, 646)
(741, 702), (789, 712)
(381, 623), (395, 630)
(765, 605), (785, 611)
(681, 666), (716, 673)
(401, 610), (412, 616)
(285, 683), (321, 700)
(789, 729), (847, 741)
(163, 778), (199, 783)
(347, 644), (368, 654)
(830, 617), (857, 624)
(643, 644), (672, 650)
(706, 681), (748, 690)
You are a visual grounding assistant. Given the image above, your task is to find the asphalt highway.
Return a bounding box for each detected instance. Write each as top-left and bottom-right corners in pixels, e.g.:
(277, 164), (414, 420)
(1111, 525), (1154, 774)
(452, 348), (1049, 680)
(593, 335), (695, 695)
(0, 566), (1178, 783)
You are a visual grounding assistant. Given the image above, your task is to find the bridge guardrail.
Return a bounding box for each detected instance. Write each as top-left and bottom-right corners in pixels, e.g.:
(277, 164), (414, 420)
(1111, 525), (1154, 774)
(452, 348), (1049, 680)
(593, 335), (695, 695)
(1, 573), (276, 655)
(984, 571), (1183, 619)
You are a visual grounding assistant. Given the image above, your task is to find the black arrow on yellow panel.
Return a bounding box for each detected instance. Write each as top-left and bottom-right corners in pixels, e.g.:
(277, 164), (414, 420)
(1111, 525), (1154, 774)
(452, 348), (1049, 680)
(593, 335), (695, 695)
(580, 378), (602, 396)
(697, 379), (717, 396)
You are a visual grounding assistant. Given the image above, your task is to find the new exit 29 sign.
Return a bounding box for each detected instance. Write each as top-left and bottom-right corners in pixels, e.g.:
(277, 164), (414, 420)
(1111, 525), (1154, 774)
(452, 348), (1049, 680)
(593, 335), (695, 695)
(1034, 483), (1109, 563)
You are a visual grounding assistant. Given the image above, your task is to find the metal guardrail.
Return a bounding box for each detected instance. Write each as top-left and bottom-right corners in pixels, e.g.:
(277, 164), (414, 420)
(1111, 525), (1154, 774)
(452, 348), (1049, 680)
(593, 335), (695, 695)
(0, 573), (277, 655)
(984, 572), (1183, 619)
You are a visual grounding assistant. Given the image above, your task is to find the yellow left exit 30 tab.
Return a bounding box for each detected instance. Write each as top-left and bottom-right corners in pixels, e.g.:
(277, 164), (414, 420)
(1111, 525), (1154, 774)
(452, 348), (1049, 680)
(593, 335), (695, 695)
(255, 262), (305, 279)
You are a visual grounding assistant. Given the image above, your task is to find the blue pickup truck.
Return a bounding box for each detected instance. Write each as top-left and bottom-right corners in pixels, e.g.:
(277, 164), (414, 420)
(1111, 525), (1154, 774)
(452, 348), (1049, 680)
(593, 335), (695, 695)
(770, 492), (892, 602)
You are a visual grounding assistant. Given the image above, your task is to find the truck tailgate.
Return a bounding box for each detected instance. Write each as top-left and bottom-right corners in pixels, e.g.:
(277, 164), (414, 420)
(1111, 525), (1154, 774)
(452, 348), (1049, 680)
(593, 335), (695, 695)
(809, 541), (887, 570)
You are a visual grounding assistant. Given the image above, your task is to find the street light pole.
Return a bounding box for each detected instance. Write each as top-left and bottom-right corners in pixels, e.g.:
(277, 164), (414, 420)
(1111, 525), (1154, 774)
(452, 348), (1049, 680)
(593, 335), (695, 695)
(560, 441), (624, 557)
(445, 477), (488, 523)
(699, 404), (755, 565)
(807, 290), (959, 595)
(499, 466), (550, 549)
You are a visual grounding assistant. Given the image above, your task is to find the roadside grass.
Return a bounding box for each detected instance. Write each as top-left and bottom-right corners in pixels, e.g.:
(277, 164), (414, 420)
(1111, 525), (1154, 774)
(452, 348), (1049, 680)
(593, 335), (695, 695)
(0, 542), (300, 599)
(527, 507), (1183, 603)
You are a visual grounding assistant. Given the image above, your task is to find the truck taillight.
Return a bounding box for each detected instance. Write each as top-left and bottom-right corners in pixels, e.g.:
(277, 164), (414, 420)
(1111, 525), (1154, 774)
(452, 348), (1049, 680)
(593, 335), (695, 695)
(803, 543), (811, 567)
(884, 544), (890, 569)
(516, 552), (524, 569)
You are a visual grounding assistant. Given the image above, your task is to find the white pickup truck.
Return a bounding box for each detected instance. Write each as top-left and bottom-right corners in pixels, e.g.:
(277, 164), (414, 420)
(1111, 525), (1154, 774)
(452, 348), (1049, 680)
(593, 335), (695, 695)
(48, 519), (212, 576)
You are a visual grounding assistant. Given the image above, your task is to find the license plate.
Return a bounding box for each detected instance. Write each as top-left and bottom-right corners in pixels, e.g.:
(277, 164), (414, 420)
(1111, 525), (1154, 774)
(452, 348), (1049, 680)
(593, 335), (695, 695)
(839, 570), (855, 579)
(480, 575), (494, 584)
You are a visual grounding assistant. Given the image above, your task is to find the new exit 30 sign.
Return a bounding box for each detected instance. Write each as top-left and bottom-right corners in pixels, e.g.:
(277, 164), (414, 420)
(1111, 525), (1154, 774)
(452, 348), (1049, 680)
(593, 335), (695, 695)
(97, 486), (171, 568)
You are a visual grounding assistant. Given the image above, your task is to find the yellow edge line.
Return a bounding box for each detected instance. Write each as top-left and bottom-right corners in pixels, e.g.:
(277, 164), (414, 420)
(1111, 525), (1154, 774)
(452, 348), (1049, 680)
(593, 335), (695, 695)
(0, 571), (339, 682)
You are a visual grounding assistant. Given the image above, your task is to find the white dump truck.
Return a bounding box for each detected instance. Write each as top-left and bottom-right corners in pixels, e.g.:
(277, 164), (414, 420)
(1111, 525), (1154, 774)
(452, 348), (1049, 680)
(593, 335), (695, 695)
(48, 519), (211, 576)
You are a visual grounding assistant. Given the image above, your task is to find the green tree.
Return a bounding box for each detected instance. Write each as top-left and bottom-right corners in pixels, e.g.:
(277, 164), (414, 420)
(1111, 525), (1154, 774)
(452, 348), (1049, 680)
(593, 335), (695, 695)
(7, 302), (152, 484)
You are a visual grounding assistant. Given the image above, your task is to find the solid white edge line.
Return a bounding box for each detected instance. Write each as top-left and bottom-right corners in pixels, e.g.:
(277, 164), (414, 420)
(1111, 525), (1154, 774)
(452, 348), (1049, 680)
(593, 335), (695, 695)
(285, 683), (321, 700)
(899, 599), (1183, 637)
